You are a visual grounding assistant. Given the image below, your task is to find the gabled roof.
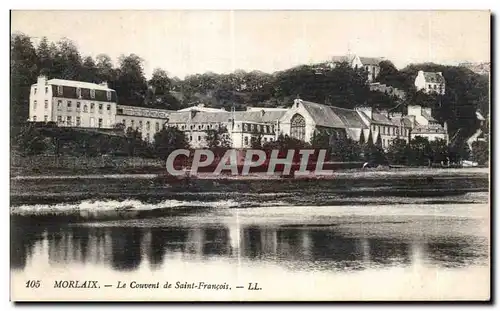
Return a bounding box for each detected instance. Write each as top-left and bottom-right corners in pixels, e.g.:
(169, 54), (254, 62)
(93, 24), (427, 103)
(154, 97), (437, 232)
(330, 106), (368, 129)
(331, 55), (355, 63)
(421, 110), (438, 122)
(47, 79), (113, 91)
(359, 57), (384, 66)
(300, 101), (367, 129)
(422, 72), (445, 84)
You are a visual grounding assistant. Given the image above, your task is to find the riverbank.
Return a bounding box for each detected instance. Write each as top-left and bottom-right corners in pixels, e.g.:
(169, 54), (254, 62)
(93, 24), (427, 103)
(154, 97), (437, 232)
(10, 167), (489, 207)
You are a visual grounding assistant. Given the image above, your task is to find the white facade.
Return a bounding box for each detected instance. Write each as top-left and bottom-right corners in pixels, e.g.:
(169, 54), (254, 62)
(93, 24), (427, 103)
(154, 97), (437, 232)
(414, 70), (446, 95)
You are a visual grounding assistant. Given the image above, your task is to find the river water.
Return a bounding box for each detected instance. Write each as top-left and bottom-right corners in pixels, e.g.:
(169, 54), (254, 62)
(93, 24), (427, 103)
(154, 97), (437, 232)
(10, 189), (490, 301)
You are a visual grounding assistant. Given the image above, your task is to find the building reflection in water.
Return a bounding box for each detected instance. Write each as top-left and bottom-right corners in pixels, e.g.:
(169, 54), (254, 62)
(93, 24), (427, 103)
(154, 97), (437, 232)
(11, 222), (488, 272)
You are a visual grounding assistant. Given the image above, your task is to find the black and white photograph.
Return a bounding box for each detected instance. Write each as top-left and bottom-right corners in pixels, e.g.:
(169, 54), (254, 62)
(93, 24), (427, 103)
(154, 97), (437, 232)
(9, 10), (491, 301)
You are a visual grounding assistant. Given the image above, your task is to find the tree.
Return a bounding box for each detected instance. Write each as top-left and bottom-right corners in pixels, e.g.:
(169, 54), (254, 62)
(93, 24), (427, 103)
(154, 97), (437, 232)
(409, 136), (432, 166)
(429, 138), (449, 164)
(52, 38), (83, 80)
(13, 123), (48, 156)
(205, 126), (232, 152)
(250, 133), (263, 149)
(115, 54), (148, 106)
(81, 56), (99, 83)
(386, 138), (409, 165)
(11, 33), (38, 128)
(471, 140), (489, 166)
(153, 126), (190, 160)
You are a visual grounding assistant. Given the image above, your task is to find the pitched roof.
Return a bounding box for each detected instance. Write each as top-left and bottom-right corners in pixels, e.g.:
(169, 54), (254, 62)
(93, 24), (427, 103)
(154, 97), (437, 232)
(233, 110), (286, 123)
(47, 79), (113, 91)
(300, 101), (367, 129)
(421, 110), (438, 122)
(330, 55), (354, 63)
(423, 72), (445, 84)
(359, 57), (384, 66)
(330, 106), (368, 129)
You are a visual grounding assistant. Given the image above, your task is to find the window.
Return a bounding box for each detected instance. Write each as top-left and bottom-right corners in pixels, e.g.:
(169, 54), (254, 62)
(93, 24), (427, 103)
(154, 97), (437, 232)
(45, 87), (48, 94)
(155, 122), (160, 132)
(198, 135), (201, 141)
(67, 101), (72, 111)
(98, 104), (103, 111)
(106, 91), (111, 101)
(190, 125), (194, 130)
(57, 116), (62, 123)
(76, 87), (82, 98)
(33, 100), (37, 109)
(377, 126), (380, 132)
(76, 116), (81, 126)
(90, 103), (95, 111)
(66, 116), (72, 126)
(32, 116), (37, 121)
(98, 118), (103, 128)
(44, 115), (48, 122)
(90, 89), (96, 99)
(122, 119), (126, 126)
(243, 124), (248, 131)
(290, 113), (306, 141)
(396, 128), (400, 136)
(198, 125), (202, 130)
(264, 137), (268, 142)
(44, 100), (48, 109)
(107, 104), (111, 111)
(34, 88), (37, 94)
(139, 121), (143, 129)
(146, 121), (150, 130)
(270, 137), (274, 142)
(244, 136), (249, 146)
(57, 85), (63, 95)
(83, 105), (88, 112)
(266, 125), (270, 133)
(181, 125), (185, 130)
(57, 100), (62, 109)
(76, 102), (81, 110)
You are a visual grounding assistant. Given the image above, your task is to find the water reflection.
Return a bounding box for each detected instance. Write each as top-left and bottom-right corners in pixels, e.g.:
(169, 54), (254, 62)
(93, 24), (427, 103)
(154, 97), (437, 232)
(11, 220), (488, 272)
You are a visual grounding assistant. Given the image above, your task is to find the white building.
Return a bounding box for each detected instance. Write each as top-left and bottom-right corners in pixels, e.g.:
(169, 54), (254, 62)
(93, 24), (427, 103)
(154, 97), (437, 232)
(329, 54), (384, 82)
(406, 105), (448, 141)
(414, 70), (446, 95)
(29, 76), (118, 128)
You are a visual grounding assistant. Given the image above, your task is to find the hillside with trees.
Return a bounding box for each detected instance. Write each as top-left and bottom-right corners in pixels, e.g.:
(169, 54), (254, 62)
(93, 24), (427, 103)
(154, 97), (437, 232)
(11, 33), (489, 148)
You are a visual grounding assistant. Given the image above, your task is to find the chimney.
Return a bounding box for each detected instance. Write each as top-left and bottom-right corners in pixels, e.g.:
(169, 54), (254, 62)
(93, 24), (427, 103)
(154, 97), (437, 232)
(293, 98), (302, 108)
(37, 75), (47, 86)
(190, 110), (197, 120)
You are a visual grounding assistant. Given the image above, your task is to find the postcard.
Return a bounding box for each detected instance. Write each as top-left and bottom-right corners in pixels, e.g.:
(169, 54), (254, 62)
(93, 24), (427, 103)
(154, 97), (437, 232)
(10, 10), (490, 301)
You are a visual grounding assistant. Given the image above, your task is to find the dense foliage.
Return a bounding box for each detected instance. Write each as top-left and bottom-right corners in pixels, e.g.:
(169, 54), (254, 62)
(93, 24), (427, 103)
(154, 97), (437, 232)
(11, 33), (489, 163)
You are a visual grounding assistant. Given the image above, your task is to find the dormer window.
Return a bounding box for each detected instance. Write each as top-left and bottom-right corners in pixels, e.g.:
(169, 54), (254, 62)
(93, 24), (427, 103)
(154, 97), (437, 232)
(106, 91), (111, 101)
(57, 85), (63, 96)
(76, 87), (82, 98)
(90, 89), (96, 99)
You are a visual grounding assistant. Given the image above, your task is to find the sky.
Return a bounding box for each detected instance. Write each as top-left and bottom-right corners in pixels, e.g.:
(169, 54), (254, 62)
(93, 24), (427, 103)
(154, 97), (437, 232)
(11, 10), (491, 79)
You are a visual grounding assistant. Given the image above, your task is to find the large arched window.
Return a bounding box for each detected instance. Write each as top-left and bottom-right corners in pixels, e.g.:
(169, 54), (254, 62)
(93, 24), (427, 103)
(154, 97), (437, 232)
(290, 114), (306, 141)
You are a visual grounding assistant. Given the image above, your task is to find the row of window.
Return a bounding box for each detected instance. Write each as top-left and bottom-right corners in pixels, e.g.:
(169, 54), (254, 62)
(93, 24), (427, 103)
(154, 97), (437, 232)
(122, 120), (161, 132)
(242, 123), (275, 133)
(56, 115), (109, 128)
(53, 100), (112, 113)
(426, 83), (444, 90)
(33, 100), (49, 110)
(243, 136), (274, 146)
(34, 85), (112, 100)
(371, 124), (409, 137)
